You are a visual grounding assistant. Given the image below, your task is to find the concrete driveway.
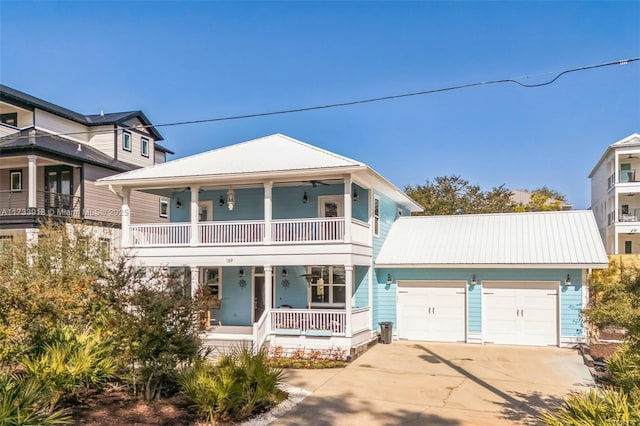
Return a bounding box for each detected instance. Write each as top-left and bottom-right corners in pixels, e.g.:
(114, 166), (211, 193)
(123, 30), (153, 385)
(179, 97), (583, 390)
(273, 341), (593, 426)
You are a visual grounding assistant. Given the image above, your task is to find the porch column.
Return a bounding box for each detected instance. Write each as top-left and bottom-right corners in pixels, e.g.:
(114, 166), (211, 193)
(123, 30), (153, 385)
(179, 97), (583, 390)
(121, 188), (131, 247)
(264, 265), (273, 310)
(345, 264), (353, 337)
(27, 155), (37, 208)
(190, 185), (200, 246)
(343, 175), (352, 243)
(264, 181), (273, 244)
(190, 266), (200, 298)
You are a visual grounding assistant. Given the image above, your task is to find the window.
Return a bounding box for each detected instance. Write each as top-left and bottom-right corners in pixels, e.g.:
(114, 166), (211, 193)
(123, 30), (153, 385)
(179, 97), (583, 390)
(168, 267), (192, 298)
(373, 196), (380, 237)
(141, 138), (149, 157)
(99, 238), (110, 260)
(1, 112), (17, 127)
(202, 268), (221, 326)
(198, 201), (212, 221)
(625, 241), (632, 254)
(123, 132), (132, 152)
(309, 266), (346, 306)
(159, 198), (168, 218)
(10, 170), (22, 191)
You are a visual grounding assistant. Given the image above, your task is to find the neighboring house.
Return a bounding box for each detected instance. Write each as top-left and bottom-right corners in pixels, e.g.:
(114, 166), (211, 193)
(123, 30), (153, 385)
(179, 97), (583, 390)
(97, 133), (607, 354)
(589, 133), (640, 254)
(0, 85), (174, 247)
(510, 189), (573, 211)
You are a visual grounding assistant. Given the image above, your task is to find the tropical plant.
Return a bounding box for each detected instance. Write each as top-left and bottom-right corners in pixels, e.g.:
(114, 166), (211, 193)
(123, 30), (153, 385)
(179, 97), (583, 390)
(21, 326), (115, 402)
(540, 387), (640, 426)
(0, 372), (71, 425)
(179, 346), (287, 423)
(606, 346), (640, 395)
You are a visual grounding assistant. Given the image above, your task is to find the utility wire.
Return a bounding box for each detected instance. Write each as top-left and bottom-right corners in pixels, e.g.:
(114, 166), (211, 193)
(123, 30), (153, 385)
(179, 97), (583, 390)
(5, 57), (639, 142)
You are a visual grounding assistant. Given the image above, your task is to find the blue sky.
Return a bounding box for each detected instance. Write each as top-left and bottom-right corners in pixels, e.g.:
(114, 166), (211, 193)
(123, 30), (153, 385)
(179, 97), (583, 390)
(1, 1), (638, 209)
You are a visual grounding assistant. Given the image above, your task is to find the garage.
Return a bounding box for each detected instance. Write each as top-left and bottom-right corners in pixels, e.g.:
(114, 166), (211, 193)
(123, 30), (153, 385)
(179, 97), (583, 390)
(397, 280), (466, 342)
(483, 281), (558, 346)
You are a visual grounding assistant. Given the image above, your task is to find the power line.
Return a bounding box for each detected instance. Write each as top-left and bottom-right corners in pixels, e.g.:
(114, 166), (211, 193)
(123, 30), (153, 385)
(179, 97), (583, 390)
(5, 56), (639, 142)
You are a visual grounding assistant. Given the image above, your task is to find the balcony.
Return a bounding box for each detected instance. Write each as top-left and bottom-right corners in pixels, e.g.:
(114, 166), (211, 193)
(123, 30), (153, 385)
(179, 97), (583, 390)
(619, 169), (640, 184)
(128, 217), (370, 247)
(0, 190), (81, 218)
(619, 208), (640, 223)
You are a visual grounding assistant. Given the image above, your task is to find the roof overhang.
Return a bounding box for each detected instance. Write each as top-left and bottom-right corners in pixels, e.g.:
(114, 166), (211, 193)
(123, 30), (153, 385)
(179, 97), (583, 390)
(589, 133), (640, 178)
(374, 263), (609, 269)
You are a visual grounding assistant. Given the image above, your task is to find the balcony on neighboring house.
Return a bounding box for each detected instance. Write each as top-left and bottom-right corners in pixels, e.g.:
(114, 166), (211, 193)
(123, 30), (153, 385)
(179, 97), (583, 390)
(0, 189), (81, 217)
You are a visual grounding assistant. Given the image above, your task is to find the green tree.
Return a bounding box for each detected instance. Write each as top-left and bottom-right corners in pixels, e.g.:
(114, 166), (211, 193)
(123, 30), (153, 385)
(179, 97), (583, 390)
(405, 175), (515, 215)
(515, 186), (569, 212)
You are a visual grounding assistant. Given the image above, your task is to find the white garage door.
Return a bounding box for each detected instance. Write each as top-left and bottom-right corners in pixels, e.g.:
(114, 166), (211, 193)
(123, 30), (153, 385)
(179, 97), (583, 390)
(483, 281), (558, 346)
(397, 281), (466, 342)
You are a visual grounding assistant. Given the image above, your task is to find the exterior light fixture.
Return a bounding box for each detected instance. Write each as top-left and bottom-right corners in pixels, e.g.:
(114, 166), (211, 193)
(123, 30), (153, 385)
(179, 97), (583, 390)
(353, 189), (359, 202)
(386, 274), (392, 285)
(303, 191), (309, 203)
(282, 268), (288, 278)
(175, 199), (182, 209)
(471, 274), (477, 286)
(227, 187), (235, 211)
(219, 195), (225, 207)
(565, 274), (571, 286)
(239, 267), (244, 278)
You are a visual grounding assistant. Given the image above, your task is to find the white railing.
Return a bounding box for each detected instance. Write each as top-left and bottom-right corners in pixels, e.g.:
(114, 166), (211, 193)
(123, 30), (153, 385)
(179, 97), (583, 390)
(271, 309), (346, 335)
(351, 219), (370, 245)
(271, 218), (344, 243)
(351, 307), (371, 334)
(252, 309), (270, 353)
(199, 221), (264, 245)
(130, 223), (190, 246)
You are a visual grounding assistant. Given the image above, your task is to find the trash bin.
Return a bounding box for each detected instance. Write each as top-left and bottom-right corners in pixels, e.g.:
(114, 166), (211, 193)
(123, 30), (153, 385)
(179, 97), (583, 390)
(379, 322), (393, 344)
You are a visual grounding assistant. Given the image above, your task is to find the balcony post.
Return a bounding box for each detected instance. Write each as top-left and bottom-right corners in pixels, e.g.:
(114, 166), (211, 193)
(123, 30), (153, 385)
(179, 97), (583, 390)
(344, 175), (353, 243)
(27, 155), (37, 208)
(190, 185), (199, 246)
(264, 265), (273, 333)
(264, 181), (273, 244)
(121, 188), (131, 247)
(345, 264), (353, 337)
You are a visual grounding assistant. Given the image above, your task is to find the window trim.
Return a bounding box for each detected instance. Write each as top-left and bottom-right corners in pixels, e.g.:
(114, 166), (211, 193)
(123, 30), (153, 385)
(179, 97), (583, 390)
(141, 137), (149, 157)
(123, 131), (132, 152)
(159, 198), (169, 218)
(1, 112), (18, 127)
(373, 195), (381, 237)
(308, 265), (347, 308)
(10, 170), (22, 191)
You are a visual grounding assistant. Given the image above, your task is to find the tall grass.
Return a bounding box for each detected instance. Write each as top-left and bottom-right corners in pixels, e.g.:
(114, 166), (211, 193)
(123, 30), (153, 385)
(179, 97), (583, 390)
(0, 373), (71, 426)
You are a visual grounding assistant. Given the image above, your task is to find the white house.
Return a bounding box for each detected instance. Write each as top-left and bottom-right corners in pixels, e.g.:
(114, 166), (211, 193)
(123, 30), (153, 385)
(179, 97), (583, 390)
(97, 133), (608, 354)
(589, 133), (640, 254)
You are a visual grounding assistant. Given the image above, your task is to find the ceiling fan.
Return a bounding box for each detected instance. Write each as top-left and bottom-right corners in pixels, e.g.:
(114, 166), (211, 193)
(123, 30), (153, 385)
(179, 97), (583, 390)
(308, 180), (330, 187)
(628, 154), (637, 159)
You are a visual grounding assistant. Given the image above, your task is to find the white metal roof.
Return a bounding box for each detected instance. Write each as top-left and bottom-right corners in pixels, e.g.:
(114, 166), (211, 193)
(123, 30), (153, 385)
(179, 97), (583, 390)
(376, 210), (608, 268)
(99, 133), (365, 182)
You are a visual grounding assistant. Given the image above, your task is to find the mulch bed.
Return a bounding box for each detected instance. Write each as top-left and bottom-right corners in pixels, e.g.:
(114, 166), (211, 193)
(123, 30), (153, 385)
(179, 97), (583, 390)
(71, 386), (197, 425)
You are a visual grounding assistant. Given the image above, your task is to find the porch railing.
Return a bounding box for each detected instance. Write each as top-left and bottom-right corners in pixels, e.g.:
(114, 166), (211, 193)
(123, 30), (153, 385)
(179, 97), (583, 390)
(351, 219), (370, 245)
(619, 169), (640, 183)
(351, 307), (371, 334)
(199, 221), (264, 245)
(271, 309), (347, 335)
(130, 223), (190, 246)
(271, 218), (344, 243)
(618, 208), (640, 223)
(252, 310), (270, 352)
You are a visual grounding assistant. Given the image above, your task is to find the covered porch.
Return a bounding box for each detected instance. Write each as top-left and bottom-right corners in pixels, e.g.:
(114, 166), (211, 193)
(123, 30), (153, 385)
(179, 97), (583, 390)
(174, 264), (374, 351)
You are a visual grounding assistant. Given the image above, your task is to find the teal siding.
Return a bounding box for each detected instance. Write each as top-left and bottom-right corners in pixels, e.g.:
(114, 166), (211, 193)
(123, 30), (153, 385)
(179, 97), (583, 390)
(352, 183), (369, 222)
(170, 188), (264, 222)
(353, 266), (369, 308)
(274, 266), (308, 309)
(374, 267), (584, 339)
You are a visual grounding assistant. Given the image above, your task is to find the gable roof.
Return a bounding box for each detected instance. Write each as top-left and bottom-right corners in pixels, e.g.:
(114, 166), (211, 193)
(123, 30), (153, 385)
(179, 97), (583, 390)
(0, 84), (167, 144)
(97, 133), (423, 211)
(376, 211), (608, 268)
(0, 129), (137, 172)
(589, 133), (640, 178)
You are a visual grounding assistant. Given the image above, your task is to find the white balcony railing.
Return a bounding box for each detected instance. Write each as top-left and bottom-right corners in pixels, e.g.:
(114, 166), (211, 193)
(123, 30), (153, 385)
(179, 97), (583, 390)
(199, 221), (264, 245)
(271, 217), (344, 243)
(351, 307), (371, 334)
(271, 309), (346, 335)
(130, 223), (190, 246)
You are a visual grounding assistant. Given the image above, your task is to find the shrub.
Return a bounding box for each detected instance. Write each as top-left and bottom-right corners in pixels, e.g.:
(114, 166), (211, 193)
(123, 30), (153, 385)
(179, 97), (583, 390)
(20, 326), (115, 402)
(540, 387), (640, 426)
(179, 347), (287, 423)
(0, 372), (71, 425)
(607, 345), (640, 394)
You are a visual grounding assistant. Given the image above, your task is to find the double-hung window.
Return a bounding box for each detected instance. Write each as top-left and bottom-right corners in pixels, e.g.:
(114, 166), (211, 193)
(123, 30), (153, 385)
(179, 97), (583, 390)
(141, 138), (149, 157)
(123, 132), (132, 152)
(373, 196), (380, 237)
(309, 266), (346, 307)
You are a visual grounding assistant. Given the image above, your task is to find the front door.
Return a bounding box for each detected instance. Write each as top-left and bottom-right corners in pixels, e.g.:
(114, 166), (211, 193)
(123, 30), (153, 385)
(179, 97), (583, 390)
(318, 195), (343, 218)
(44, 166), (73, 210)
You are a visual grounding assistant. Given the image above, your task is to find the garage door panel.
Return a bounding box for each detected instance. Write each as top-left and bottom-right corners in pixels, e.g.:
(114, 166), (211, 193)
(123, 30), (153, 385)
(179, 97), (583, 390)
(483, 281), (558, 346)
(397, 281), (466, 343)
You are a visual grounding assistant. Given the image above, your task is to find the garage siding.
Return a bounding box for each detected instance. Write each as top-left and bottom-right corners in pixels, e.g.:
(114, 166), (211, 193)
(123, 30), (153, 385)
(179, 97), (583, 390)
(374, 267), (584, 342)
